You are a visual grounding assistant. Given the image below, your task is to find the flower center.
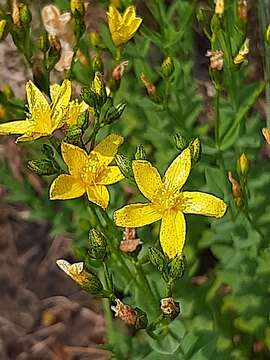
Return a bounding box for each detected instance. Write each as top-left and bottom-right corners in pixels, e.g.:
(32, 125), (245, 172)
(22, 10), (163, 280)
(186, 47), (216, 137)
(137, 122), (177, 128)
(152, 185), (182, 213)
(80, 160), (105, 185)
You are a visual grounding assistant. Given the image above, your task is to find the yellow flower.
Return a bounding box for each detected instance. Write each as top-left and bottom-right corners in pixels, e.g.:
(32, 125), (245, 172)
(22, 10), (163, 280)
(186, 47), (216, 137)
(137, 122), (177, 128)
(233, 38), (249, 65)
(50, 134), (124, 208)
(0, 80), (88, 142)
(114, 148), (227, 258)
(56, 259), (88, 286)
(107, 5), (142, 46)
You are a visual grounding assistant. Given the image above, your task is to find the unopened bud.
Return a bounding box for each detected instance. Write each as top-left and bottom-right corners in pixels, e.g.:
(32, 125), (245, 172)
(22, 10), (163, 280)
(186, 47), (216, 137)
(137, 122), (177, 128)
(88, 229), (107, 260)
(70, 0), (85, 17)
(238, 153), (249, 176)
(190, 138), (201, 164)
(238, 0), (248, 22)
(111, 299), (148, 329)
(112, 60), (129, 81)
(0, 19), (8, 41)
(115, 154), (133, 180)
(42, 144), (55, 159)
(228, 171), (242, 207)
(141, 73), (156, 95)
(160, 297), (180, 320)
(64, 124), (83, 146)
(233, 38), (249, 65)
(161, 57), (175, 78)
(206, 50), (224, 71)
(37, 32), (49, 52)
(174, 133), (189, 151)
(196, 8), (206, 26)
(92, 55), (104, 73)
(262, 127), (270, 144)
(47, 35), (61, 71)
(135, 144), (147, 160)
(215, 0), (224, 17)
(19, 3), (32, 26)
(11, 0), (21, 27)
(91, 72), (107, 102)
(28, 159), (59, 176)
(103, 102), (126, 125)
(134, 307), (148, 329)
(56, 259), (104, 295)
(148, 247), (166, 272)
(168, 255), (184, 281)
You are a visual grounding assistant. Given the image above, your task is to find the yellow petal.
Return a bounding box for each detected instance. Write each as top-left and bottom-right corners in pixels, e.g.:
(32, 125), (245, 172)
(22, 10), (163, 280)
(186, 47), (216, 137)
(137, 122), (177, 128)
(50, 174), (85, 200)
(181, 191), (227, 218)
(50, 83), (61, 103)
(86, 185), (109, 209)
(97, 166), (124, 185)
(132, 160), (162, 201)
(90, 134), (124, 166)
(123, 5), (136, 23)
(61, 142), (88, 175)
(114, 203), (161, 227)
(127, 18), (142, 37)
(107, 6), (122, 34)
(16, 132), (47, 142)
(0, 119), (34, 135)
(26, 80), (50, 114)
(51, 79), (72, 128)
(164, 148), (191, 191)
(160, 211), (186, 258)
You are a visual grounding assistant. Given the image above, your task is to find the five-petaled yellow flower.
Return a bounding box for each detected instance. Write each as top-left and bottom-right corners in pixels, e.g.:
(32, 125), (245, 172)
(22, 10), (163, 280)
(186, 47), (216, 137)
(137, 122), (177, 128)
(0, 80), (88, 142)
(107, 5), (142, 46)
(114, 148), (227, 258)
(50, 134), (124, 209)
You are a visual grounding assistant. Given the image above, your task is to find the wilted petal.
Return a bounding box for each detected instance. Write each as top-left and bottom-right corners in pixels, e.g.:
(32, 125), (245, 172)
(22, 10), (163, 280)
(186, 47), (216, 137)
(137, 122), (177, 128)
(114, 203), (161, 227)
(132, 160), (162, 201)
(61, 142), (88, 175)
(50, 174), (85, 200)
(160, 211), (186, 259)
(164, 148), (191, 191)
(181, 191), (227, 218)
(86, 185), (109, 209)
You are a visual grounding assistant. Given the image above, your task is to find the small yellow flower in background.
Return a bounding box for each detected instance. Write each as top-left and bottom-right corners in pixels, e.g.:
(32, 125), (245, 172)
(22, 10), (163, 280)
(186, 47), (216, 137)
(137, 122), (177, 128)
(238, 153), (249, 176)
(107, 5), (142, 46)
(0, 80), (73, 142)
(215, 0), (225, 17)
(262, 127), (270, 144)
(234, 38), (250, 64)
(56, 259), (87, 286)
(114, 148), (227, 258)
(50, 134), (124, 208)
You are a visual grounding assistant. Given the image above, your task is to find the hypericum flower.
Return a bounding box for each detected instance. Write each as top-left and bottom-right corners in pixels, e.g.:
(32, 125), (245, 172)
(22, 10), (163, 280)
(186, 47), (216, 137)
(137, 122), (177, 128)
(50, 134), (124, 208)
(233, 38), (249, 64)
(0, 80), (73, 142)
(215, 0), (225, 17)
(114, 148), (227, 258)
(107, 5), (142, 46)
(206, 50), (224, 71)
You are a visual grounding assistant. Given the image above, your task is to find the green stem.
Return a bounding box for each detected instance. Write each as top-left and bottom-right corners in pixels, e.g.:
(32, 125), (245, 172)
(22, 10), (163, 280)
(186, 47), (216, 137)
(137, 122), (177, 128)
(214, 87), (220, 149)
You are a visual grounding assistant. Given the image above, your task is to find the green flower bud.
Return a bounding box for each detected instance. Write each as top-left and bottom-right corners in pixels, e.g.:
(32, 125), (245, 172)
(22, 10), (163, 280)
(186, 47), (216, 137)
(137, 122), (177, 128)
(70, 0), (85, 17)
(37, 32), (49, 52)
(190, 137), (201, 164)
(168, 255), (184, 281)
(196, 8), (206, 26)
(174, 133), (189, 151)
(82, 271), (104, 295)
(64, 125), (83, 146)
(160, 297), (180, 320)
(88, 229), (107, 260)
(42, 144), (55, 159)
(46, 35), (61, 71)
(161, 57), (175, 78)
(28, 159), (59, 176)
(102, 102), (126, 125)
(19, 3), (32, 26)
(82, 73), (107, 109)
(115, 154), (133, 181)
(0, 19), (8, 41)
(135, 144), (147, 160)
(238, 153), (249, 177)
(148, 247), (166, 272)
(92, 55), (104, 73)
(134, 307), (148, 329)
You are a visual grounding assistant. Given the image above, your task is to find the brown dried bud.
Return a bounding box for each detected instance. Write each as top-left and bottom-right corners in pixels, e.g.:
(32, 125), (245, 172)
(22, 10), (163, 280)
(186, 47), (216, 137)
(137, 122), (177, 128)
(119, 227), (142, 253)
(112, 61), (129, 81)
(140, 73), (156, 95)
(11, 0), (21, 26)
(238, 0), (248, 22)
(228, 171), (242, 207)
(206, 50), (224, 71)
(111, 299), (137, 326)
(160, 297), (180, 320)
(262, 128), (270, 144)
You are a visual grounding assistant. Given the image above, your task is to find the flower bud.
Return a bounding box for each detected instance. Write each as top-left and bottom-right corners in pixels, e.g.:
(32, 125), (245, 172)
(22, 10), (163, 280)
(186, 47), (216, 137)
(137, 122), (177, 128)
(111, 299), (148, 329)
(103, 101), (126, 125)
(92, 54), (104, 73)
(46, 35), (61, 71)
(0, 19), (8, 41)
(196, 8), (206, 26)
(115, 154), (133, 180)
(160, 297), (180, 320)
(140, 73), (156, 95)
(262, 127), (270, 144)
(112, 60), (129, 81)
(56, 259), (104, 295)
(174, 133), (189, 151)
(70, 0), (85, 17)
(228, 171), (242, 207)
(135, 144), (147, 160)
(19, 3), (32, 26)
(134, 307), (148, 329)
(238, 0), (248, 22)
(190, 138), (201, 164)
(215, 0), (224, 17)
(37, 32), (50, 52)
(88, 229), (107, 261)
(168, 255), (184, 281)
(11, 0), (21, 27)
(206, 50), (224, 71)
(28, 159), (59, 176)
(42, 144), (55, 159)
(63, 124), (83, 146)
(233, 38), (249, 65)
(161, 57), (175, 78)
(148, 247), (166, 272)
(238, 153), (249, 176)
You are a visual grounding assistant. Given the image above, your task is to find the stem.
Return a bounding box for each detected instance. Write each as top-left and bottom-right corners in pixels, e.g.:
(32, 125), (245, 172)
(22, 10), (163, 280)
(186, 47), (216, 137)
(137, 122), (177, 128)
(214, 87), (220, 149)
